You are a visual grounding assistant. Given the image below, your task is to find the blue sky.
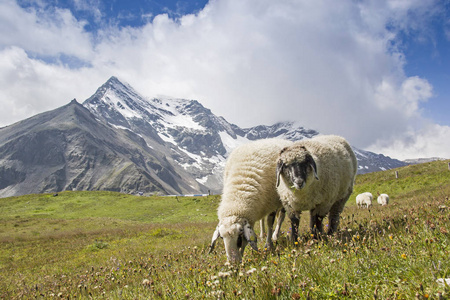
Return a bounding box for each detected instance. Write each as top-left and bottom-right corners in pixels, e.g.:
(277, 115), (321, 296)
(1, 0), (450, 160)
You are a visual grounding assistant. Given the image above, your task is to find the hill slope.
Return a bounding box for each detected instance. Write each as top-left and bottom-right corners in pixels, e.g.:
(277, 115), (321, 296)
(1, 160), (449, 299)
(0, 100), (207, 197)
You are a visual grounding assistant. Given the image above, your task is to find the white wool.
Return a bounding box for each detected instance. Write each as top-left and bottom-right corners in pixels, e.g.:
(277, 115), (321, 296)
(213, 138), (293, 262)
(356, 192), (373, 209)
(377, 193), (389, 206)
(276, 135), (357, 235)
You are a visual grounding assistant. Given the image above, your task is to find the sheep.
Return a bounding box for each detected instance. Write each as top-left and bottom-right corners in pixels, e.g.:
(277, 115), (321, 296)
(209, 138), (293, 263)
(377, 192), (389, 206)
(276, 135), (357, 240)
(356, 192), (373, 209)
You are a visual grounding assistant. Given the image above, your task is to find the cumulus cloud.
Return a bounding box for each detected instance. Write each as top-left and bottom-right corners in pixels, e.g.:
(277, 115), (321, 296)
(368, 122), (450, 160)
(0, 0), (93, 59)
(0, 0), (449, 160)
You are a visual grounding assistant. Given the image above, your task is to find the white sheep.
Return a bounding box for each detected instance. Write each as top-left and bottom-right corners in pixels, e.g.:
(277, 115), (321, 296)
(356, 192), (373, 209)
(377, 192), (389, 206)
(209, 138), (293, 263)
(276, 135), (357, 240)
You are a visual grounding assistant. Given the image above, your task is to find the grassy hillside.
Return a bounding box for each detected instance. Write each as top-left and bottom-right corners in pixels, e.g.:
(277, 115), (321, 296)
(1, 160), (449, 299)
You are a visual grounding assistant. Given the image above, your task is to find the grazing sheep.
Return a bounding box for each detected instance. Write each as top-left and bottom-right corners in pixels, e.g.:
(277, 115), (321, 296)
(276, 135), (357, 240)
(209, 138), (293, 263)
(377, 192), (389, 206)
(356, 192), (373, 209)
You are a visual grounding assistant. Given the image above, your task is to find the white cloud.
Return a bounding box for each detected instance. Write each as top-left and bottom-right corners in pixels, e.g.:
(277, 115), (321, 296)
(368, 122), (450, 160)
(0, 0), (93, 59)
(0, 0), (449, 160)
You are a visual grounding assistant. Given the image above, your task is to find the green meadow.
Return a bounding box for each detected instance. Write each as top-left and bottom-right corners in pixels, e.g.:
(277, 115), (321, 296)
(1, 160), (450, 299)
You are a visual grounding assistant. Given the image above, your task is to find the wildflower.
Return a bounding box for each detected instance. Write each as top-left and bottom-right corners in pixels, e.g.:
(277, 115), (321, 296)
(261, 266), (268, 272)
(401, 253), (407, 259)
(246, 268), (257, 275)
(389, 235), (393, 240)
(436, 278), (450, 286)
(218, 271), (231, 278)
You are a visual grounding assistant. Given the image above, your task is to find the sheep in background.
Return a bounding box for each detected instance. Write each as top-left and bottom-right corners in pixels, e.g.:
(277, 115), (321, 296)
(356, 192), (373, 209)
(209, 138), (293, 263)
(377, 192), (389, 206)
(276, 135), (357, 240)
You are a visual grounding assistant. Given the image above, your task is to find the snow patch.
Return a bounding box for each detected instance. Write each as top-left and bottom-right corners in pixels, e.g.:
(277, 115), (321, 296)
(219, 131), (250, 154)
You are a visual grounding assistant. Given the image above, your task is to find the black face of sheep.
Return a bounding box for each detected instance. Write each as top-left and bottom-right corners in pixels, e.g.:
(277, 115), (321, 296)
(276, 146), (319, 189)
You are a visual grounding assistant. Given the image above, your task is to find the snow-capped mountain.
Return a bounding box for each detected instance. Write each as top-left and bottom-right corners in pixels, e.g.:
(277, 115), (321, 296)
(0, 76), (408, 198)
(83, 76), (407, 192)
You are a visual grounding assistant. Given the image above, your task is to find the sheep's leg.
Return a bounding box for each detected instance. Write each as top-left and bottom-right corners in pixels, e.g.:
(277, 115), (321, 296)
(288, 212), (300, 244)
(309, 212), (324, 238)
(272, 207), (286, 241)
(327, 195), (350, 235)
(264, 211), (276, 250)
(239, 239), (248, 257)
(260, 218), (265, 240)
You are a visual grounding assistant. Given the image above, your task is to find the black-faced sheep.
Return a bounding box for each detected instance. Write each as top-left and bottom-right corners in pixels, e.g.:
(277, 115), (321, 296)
(276, 135), (357, 240)
(356, 192), (373, 209)
(209, 138), (293, 263)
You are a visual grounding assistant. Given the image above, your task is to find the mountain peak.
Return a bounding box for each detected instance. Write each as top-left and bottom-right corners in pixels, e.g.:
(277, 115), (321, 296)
(105, 76), (127, 89)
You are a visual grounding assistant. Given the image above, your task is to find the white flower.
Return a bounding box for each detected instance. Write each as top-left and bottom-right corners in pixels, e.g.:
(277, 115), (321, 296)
(436, 278), (450, 286)
(246, 268), (257, 275)
(218, 271), (232, 278)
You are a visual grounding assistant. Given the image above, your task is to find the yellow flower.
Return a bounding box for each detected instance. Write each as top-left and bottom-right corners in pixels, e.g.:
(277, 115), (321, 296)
(401, 253), (407, 259)
(389, 235), (393, 240)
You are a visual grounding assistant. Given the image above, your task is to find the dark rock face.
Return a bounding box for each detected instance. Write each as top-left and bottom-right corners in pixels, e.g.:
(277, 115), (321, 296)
(0, 99), (207, 197)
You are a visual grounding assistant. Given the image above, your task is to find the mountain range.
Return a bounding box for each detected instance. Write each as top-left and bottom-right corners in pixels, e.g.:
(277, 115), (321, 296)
(0, 76), (407, 198)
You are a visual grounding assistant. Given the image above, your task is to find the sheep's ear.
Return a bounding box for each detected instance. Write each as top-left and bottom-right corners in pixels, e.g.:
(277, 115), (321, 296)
(243, 223), (258, 251)
(208, 225), (221, 254)
(276, 160), (284, 187)
(308, 155), (319, 180)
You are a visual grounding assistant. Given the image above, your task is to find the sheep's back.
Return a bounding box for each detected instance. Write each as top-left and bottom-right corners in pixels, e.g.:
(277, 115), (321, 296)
(218, 139), (292, 223)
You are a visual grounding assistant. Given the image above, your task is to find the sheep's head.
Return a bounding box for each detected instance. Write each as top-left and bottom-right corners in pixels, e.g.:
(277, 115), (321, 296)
(276, 145), (319, 190)
(209, 217), (258, 263)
